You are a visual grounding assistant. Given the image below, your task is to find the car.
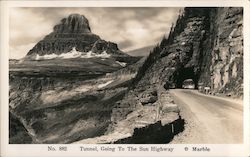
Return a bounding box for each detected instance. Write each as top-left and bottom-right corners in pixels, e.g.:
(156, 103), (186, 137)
(182, 79), (195, 89)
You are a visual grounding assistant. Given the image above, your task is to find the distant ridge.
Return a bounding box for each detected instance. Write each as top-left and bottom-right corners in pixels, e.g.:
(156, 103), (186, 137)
(126, 45), (155, 57)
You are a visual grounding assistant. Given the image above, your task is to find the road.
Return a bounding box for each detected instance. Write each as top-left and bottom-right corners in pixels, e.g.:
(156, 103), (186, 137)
(169, 89), (243, 144)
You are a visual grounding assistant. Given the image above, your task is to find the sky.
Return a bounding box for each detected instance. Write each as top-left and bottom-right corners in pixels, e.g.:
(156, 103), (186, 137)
(10, 7), (181, 59)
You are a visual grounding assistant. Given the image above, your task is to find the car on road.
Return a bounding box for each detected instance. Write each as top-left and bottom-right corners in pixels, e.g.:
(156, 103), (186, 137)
(182, 79), (195, 89)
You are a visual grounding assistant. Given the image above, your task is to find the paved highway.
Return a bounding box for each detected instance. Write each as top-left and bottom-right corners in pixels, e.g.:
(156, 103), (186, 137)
(169, 89), (243, 144)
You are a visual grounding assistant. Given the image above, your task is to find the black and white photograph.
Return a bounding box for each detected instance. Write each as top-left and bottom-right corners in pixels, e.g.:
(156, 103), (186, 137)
(1, 1), (250, 156)
(8, 6), (244, 145)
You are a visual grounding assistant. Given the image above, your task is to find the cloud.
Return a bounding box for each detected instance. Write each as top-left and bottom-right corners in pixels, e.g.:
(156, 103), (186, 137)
(9, 7), (181, 59)
(9, 43), (36, 59)
(10, 8), (53, 46)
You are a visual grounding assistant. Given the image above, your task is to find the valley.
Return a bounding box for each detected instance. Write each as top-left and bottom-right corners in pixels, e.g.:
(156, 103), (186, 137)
(9, 59), (139, 143)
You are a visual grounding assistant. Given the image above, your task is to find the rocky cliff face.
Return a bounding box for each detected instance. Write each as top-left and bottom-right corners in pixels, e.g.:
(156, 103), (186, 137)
(142, 7), (243, 96)
(26, 14), (128, 58)
(111, 7), (243, 125)
(208, 8), (243, 95)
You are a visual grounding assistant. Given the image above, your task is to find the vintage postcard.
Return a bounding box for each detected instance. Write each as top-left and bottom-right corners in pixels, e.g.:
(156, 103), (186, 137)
(0, 0), (249, 156)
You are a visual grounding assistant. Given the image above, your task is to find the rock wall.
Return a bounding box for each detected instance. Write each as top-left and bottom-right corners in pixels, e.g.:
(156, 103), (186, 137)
(113, 118), (184, 144)
(208, 8), (243, 96)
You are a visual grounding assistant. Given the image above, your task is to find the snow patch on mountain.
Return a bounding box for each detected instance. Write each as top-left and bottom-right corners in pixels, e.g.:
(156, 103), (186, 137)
(97, 80), (113, 88)
(35, 47), (111, 60)
(115, 61), (127, 67)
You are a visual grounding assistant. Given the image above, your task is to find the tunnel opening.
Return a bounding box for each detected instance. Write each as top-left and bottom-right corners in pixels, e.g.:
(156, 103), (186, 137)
(173, 67), (199, 89)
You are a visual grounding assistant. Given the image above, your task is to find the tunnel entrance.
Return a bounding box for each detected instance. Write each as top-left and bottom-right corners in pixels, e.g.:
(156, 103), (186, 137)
(173, 67), (199, 89)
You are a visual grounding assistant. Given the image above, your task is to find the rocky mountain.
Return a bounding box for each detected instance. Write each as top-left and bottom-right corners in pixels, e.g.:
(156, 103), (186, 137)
(110, 7), (243, 127)
(26, 14), (129, 59)
(9, 14), (141, 144)
(10, 14), (140, 79)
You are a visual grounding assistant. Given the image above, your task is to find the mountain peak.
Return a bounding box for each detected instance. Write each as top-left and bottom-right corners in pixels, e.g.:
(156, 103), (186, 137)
(53, 14), (91, 34)
(26, 14), (130, 58)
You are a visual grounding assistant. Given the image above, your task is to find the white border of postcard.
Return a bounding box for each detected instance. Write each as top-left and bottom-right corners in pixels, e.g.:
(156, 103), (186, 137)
(1, 0), (250, 157)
